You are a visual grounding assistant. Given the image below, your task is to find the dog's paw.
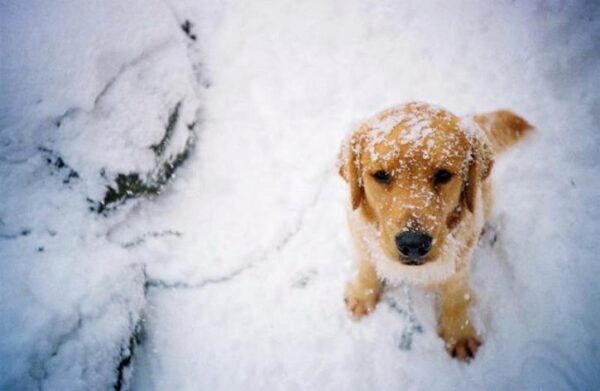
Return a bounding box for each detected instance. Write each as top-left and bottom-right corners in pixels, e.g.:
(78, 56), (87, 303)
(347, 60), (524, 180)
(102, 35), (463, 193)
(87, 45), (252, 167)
(439, 318), (481, 362)
(344, 281), (380, 318)
(444, 334), (481, 362)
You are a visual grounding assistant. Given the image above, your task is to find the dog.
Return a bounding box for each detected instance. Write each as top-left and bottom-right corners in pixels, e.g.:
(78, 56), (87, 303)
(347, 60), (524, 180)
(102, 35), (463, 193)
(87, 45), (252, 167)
(339, 102), (532, 361)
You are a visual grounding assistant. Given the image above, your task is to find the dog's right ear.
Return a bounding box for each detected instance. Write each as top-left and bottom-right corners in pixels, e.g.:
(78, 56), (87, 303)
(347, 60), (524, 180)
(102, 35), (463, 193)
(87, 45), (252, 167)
(338, 131), (364, 210)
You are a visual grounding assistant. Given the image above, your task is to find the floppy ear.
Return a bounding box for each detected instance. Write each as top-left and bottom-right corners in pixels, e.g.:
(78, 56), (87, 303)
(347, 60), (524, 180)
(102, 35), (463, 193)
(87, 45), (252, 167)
(464, 136), (494, 213)
(338, 132), (363, 210)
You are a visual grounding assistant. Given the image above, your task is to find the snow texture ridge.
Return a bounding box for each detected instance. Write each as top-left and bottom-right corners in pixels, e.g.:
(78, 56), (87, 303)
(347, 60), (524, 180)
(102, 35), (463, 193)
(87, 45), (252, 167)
(1, 0), (211, 388)
(1, 0), (600, 390)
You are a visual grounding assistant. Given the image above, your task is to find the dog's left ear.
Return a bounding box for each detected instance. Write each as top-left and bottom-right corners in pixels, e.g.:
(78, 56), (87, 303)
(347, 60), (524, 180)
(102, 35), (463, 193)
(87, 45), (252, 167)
(338, 130), (364, 210)
(464, 109), (533, 213)
(464, 135), (494, 213)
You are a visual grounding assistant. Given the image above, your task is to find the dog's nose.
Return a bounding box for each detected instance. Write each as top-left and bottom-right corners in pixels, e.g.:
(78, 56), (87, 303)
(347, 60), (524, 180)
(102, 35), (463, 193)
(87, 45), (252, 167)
(395, 231), (433, 261)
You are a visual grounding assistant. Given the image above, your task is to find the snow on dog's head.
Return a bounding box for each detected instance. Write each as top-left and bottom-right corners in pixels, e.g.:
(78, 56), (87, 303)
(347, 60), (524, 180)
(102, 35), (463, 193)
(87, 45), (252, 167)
(339, 102), (493, 278)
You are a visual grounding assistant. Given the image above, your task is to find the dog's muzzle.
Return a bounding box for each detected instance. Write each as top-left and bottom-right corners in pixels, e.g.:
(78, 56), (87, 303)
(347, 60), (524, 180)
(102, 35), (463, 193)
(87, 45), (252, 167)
(395, 231), (433, 265)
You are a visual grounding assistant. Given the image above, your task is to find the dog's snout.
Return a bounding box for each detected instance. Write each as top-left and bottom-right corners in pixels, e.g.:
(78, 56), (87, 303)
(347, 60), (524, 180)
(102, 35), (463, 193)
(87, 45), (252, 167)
(395, 231), (433, 262)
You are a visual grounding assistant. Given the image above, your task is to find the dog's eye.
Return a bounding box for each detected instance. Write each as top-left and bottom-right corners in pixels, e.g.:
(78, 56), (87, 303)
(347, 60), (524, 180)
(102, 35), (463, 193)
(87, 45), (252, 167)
(372, 170), (392, 184)
(433, 169), (454, 185)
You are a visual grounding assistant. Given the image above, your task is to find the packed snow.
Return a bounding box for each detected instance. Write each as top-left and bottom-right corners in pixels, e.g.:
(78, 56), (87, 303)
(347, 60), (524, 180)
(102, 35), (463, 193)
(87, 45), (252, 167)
(1, 0), (599, 390)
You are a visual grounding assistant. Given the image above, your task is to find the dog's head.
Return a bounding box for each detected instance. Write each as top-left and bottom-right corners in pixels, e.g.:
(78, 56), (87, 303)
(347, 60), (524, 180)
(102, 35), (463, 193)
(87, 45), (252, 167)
(340, 102), (494, 266)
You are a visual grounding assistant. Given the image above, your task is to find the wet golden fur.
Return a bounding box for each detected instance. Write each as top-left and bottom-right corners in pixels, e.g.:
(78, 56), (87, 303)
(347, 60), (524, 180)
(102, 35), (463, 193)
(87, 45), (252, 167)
(340, 102), (532, 361)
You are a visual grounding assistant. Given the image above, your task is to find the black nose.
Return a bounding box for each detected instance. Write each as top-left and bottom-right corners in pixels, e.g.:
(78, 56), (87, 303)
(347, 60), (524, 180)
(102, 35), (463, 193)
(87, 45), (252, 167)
(395, 231), (433, 260)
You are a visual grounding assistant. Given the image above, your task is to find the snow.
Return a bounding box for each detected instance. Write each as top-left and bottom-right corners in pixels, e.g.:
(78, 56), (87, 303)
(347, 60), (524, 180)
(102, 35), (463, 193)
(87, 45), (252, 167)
(1, 0), (599, 390)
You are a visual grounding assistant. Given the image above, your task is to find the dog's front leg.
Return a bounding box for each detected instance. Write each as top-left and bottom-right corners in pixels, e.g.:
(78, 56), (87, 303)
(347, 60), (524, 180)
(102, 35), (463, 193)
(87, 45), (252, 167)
(436, 272), (481, 361)
(344, 258), (382, 318)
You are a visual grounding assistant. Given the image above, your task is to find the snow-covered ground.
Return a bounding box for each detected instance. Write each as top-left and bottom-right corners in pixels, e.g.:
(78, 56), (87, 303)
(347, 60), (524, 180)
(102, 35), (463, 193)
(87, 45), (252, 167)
(1, 0), (599, 389)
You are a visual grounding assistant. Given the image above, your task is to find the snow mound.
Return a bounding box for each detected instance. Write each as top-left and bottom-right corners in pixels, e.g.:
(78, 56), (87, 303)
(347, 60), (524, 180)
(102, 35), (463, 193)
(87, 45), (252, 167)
(0, 0), (211, 388)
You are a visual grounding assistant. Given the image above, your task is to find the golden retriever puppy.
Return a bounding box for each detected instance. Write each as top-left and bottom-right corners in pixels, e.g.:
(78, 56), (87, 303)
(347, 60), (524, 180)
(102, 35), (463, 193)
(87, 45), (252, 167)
(339, 102), (532, 361)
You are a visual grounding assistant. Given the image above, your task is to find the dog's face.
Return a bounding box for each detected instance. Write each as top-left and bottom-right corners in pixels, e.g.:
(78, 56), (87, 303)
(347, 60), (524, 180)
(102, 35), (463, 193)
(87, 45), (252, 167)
(340, 103), (493, 266)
